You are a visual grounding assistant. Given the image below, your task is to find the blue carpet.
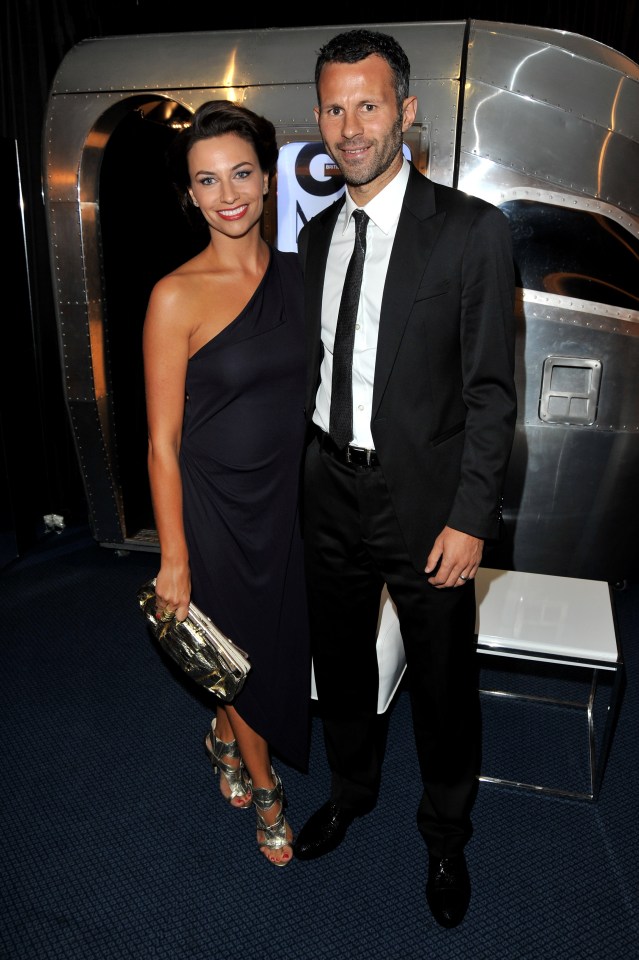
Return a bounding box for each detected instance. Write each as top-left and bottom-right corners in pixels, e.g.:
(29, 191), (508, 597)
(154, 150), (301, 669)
(1, 527), (637, 959)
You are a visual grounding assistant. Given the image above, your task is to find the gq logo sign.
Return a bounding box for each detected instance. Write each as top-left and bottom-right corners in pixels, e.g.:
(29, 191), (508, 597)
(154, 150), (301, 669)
(276, 142), (345, 252)
(276, 141), (413, 252)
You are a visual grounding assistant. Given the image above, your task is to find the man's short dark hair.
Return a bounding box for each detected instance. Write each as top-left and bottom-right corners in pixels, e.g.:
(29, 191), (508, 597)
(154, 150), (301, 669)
(315, 29), (411, 109)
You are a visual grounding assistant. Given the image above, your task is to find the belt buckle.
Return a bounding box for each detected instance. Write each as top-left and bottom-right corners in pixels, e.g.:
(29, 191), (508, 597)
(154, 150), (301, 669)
(345, 444), (374, 466)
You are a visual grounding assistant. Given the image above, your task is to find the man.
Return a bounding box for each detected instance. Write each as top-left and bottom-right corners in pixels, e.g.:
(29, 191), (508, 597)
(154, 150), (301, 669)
(294, 28), (517, 929)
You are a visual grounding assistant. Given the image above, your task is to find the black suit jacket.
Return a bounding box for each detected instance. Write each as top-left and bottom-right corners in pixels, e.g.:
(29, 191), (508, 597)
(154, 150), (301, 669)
(298, 164), (517, 571)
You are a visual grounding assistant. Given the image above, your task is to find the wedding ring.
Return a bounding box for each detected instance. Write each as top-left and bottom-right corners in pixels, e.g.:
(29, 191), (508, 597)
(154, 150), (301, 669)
(458, 574), (468, 581)
(159, 608), (175, 622)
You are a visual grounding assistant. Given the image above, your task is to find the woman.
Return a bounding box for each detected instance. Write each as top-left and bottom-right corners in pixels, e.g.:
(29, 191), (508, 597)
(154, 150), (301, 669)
(143, 101), (310, 867)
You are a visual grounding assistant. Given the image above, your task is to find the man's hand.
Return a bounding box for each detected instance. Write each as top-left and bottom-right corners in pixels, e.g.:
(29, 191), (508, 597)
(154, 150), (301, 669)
(425, 526), (484, 588)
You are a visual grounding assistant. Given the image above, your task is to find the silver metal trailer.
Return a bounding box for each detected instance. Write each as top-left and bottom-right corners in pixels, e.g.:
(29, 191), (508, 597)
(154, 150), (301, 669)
(42, 20), (639, 582)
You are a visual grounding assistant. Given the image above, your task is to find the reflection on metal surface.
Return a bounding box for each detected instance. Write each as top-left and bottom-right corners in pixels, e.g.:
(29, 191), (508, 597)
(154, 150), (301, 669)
(222, 48), (245, 104)
(502, 199), (639, 311)
(597, 77), (623, 195)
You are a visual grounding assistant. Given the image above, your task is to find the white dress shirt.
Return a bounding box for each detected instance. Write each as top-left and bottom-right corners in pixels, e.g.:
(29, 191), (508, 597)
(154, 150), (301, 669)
(313, 158), (410, 450)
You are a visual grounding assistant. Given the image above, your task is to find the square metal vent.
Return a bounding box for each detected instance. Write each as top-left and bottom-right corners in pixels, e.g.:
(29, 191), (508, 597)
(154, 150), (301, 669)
(539, 357), (602, 425)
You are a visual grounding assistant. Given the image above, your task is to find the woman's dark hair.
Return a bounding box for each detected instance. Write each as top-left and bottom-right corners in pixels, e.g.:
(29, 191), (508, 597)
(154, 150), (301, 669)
(315, 29), (411, 110)
(167, 100), (278, 216)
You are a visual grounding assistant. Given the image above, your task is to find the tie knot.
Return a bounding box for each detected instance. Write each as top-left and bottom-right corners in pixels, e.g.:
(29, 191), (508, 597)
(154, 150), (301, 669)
(352, 209), (369, 240)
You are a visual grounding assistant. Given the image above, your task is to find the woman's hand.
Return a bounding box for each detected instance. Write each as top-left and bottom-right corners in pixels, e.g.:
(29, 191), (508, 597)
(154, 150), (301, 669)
(154, 565), (191, 623)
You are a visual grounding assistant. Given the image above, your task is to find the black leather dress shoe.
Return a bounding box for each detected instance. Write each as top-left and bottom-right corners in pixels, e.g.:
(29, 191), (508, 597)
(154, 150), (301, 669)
(293, 801), (358, 861)
(425, 853), (471, 928)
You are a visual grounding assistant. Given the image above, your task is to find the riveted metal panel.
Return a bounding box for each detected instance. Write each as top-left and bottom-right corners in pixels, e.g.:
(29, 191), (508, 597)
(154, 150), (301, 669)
(468, 27), (639, 137)
(459, 81), (639, 214)
(50, 22), (467, 94)
(471, 19), (639, 77)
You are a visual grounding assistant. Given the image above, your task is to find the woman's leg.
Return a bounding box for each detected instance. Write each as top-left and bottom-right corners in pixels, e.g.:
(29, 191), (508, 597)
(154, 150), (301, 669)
(226, 705), (293, 866)
(204, 706), (253, 809)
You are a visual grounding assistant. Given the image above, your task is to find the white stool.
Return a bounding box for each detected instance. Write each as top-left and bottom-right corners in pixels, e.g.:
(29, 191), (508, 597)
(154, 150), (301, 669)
(311, 568), (624, 800)
(475, 568), (624, 800)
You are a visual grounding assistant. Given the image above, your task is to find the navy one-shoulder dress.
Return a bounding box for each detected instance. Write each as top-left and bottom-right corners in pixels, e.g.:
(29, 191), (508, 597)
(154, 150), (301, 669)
(180, 249), (310, 771)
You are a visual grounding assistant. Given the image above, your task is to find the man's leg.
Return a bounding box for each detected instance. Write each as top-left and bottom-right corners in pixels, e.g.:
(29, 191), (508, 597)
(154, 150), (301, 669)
(389, 579), (480, 854)
(304, 437), (385, 806)
(360, 465), (479, 927)
(295, 439), (384, 858)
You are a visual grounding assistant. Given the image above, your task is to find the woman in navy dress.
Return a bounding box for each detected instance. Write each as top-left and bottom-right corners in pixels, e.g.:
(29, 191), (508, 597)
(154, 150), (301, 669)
(143, 101), (310, 867)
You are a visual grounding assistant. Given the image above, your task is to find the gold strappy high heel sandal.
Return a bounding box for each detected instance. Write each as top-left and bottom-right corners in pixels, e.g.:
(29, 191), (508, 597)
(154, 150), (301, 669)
(252, 769), (293, 867)
(204, 719), (253, 809)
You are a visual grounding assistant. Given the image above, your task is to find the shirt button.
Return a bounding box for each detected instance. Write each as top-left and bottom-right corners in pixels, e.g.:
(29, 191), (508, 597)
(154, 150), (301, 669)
(357, 404), (365, 411)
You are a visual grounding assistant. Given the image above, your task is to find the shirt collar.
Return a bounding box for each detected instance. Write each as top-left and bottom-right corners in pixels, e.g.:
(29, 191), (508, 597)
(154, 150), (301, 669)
(342, 157), (410, 235)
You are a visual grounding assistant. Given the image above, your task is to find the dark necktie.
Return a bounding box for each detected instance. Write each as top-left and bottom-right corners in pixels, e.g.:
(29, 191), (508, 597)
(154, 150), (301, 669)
(329, 209), (369, 450)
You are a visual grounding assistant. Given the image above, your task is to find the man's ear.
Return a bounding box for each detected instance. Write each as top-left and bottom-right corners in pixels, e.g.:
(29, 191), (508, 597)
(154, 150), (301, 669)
(402, 96), (418, 132)
(313, 105), (320, 124)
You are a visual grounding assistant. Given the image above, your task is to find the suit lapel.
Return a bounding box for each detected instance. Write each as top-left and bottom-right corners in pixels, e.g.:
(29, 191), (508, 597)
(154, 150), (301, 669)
(372, 167), (445, 418)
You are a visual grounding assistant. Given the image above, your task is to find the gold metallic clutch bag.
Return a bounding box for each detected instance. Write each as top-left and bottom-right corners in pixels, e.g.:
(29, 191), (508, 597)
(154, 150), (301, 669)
(137, 579), (251, 702)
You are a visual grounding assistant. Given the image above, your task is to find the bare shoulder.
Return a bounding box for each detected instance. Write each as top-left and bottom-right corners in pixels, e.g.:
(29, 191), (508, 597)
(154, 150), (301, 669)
(151, 251), (206, 303)
(146, 253), (210, 329)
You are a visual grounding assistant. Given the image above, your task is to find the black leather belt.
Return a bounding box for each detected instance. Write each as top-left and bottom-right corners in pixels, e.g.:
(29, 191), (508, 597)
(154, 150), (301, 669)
(313, 425), (380, 468)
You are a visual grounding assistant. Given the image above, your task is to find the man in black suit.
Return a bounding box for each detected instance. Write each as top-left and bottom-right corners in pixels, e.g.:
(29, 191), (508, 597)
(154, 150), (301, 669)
(294, 28), (517, 929)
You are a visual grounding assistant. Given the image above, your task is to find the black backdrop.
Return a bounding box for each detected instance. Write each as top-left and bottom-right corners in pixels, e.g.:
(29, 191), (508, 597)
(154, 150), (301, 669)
(1, 1), (638, 562)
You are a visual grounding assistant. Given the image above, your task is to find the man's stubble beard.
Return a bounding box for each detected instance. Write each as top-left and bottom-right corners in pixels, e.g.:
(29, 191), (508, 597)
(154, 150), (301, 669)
(330, 111), (404, 188)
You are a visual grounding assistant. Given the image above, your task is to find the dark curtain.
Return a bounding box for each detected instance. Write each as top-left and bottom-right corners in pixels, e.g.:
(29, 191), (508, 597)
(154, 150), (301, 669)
(0, 0), (108, 558)
(0, 0), (638, 558)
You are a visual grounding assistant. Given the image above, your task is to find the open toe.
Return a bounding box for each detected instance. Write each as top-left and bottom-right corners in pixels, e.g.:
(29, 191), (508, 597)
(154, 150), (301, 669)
(203, 719), (253, 809)
(251, 769), (293, 867)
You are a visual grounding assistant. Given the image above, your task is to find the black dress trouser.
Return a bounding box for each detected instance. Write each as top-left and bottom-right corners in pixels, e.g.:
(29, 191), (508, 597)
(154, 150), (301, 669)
(303, 435), (481, 858)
